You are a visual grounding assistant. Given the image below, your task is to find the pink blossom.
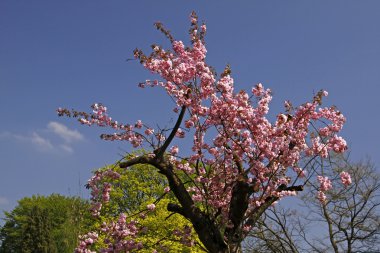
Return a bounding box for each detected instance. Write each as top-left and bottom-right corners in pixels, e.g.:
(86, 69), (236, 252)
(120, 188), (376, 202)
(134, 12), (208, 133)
(328, 135), (347, 153)
(96, 215), (141, 252)
(156, 134), (165, 142)
(144, 128), (154, 135)
(135, 120), (143, 129)
(317, 191), (327, 203)
(317, 176), (333, 192)
(147, 204), (156, 211)
(201, 24), (207, 32)
(175, 128), (185, 138)
(185, 119), (194, 128)
(293, 167), (306, 178)
(169, 145), (179, 155)
(75, 232), (99, 253)
(340, 171), (352, 186)
(252, 83), (264, 96)
(173, 225), (195, 247)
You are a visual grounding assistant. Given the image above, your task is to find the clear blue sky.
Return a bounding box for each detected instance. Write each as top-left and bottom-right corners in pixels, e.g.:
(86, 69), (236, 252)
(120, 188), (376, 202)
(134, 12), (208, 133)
(1, 1), (380, 216)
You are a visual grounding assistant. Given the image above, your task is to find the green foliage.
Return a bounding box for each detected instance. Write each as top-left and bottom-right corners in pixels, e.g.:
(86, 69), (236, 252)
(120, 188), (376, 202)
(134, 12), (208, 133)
(19, 206), (56, 253)
(94, 162), (205, 252)
(0, 163), (205, 252)
(0, 194), (92, 253)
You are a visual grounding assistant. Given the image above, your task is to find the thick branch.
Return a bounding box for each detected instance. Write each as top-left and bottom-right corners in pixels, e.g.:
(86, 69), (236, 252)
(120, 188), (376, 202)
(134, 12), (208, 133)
(225, 179), (253, 243)
(245, 185), (304, 228)
(279, 184), (303, 192)
(119, 155), (153, 168)
(167, 203), (187, 218)
(156, 105), (187, 158)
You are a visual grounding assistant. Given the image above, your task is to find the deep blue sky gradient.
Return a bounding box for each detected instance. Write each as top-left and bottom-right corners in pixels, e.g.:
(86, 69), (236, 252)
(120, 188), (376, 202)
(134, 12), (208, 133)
(1, 1), (380, 216)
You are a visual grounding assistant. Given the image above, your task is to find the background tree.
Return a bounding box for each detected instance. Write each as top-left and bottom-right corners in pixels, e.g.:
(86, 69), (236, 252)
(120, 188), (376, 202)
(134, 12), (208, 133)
(243, 206), (300, 253)
(244, 157), (380, 253)
(0, 194), (91, 253)
(300, 158), (380, 253)
(19, 206), (55, 253)
(59, 12), (349, 253)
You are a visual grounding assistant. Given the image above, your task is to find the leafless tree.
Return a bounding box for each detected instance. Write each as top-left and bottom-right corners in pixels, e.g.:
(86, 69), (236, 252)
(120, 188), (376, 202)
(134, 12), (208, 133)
(244, 157), (380, 253)
(243, 206), (300, 253)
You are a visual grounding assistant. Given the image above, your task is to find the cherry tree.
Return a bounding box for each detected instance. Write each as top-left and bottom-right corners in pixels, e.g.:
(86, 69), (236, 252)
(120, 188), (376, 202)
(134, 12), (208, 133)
(58, 12), (349, 253)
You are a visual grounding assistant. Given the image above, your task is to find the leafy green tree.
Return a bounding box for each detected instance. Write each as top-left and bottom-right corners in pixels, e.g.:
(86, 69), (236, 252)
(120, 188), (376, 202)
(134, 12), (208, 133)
(0, 194), (91, 253)
(91, 161), (205, 252)
(19, 206), (56, 253)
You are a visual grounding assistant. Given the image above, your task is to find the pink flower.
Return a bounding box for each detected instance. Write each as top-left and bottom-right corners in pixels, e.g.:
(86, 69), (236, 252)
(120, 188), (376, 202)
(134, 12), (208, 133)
(317, 191), (327, 203)
(293, 167), (306, 178)
(135, 120), (143, 129)
(328, 135), (347, 153)
(175, 128), (185, 138)
(144, 128), (154, 135)
(340, 171), (352, 186)
(170, 145), (179, 155)
(276, 113), (287, 125)
(102, 192), (110, 202)
(147, 204), (156, 211)
(317, 176), (332, 192)
(252, 83), (264, 96)
(185, 119), (194, 128)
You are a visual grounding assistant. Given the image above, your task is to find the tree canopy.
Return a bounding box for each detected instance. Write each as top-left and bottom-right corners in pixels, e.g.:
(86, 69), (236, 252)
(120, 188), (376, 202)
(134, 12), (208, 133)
(0, 194), (91, 253)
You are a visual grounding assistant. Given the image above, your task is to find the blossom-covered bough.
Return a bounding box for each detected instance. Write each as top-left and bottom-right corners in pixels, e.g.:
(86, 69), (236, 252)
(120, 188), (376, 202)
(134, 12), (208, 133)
(58, 12), (350, 253)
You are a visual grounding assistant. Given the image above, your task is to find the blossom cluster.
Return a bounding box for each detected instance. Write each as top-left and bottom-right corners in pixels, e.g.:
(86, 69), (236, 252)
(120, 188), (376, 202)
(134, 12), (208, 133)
(316, 176), (333, 203)
(146, 203), (156, 211)
(317, 176), (333, 192)
(57, 104), (156, 147)
(77, 166), (145, 252)
(98, 214), (142, 252)
(75, 214), (142, 253)
(316, 172), (352, 203)
(75, 232), (99, 253)
(340, 171), (352, 186)
(86, 169), (120, 217)
(173, 226), (195, 247)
